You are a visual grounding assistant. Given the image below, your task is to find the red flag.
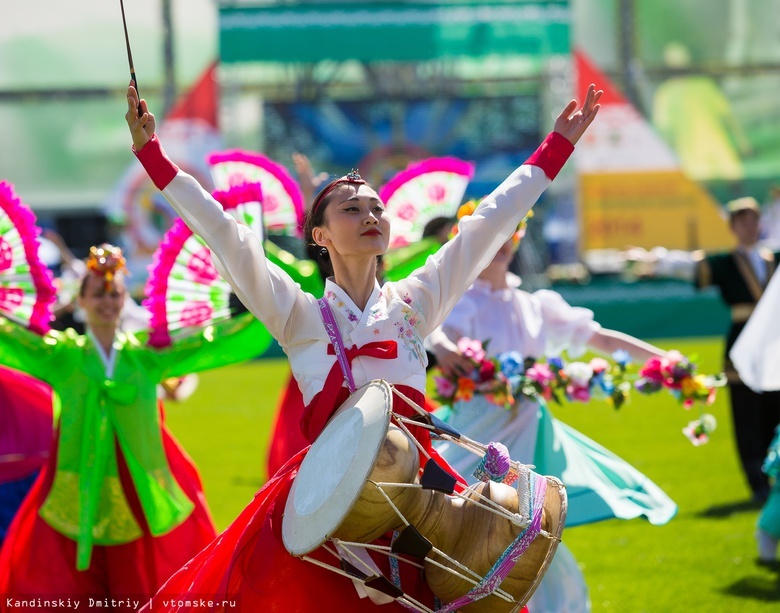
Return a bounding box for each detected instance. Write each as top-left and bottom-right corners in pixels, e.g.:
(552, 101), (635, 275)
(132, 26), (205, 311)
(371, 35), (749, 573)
(165, 60), (219, 128)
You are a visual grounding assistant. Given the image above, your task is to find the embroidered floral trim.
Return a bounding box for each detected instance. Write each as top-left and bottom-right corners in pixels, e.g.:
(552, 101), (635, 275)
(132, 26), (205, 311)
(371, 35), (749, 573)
(325, 289), (359, 323)
(394, 292), (426, 367)
(366, 294), (388, 327)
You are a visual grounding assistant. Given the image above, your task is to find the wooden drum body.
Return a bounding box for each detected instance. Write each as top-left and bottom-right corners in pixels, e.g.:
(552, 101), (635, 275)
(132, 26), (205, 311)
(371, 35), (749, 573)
(282, 380), (566, 613)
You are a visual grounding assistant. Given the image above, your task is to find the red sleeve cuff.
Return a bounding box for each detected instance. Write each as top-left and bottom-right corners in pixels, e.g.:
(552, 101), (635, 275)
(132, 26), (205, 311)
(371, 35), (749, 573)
(524, 132), (574, 181)
(132, 134), (179, 190)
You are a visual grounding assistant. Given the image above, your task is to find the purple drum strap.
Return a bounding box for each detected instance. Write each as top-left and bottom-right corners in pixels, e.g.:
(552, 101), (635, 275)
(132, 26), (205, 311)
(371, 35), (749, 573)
(437, 474), (549, 613)
(318, 297), (356, 393)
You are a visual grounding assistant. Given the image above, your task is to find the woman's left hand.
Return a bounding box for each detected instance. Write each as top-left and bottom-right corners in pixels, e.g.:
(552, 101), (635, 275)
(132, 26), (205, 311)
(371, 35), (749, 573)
(125, 84), (156, 151)
(553, 83), (603, 145)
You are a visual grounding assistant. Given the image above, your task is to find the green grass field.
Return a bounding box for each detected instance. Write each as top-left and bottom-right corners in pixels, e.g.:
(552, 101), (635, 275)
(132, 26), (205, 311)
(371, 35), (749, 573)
(163, 337), (780, 612)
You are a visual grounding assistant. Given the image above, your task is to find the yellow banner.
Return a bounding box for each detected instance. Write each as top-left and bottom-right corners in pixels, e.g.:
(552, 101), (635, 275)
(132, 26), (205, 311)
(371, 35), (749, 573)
(580, 171), (735, 250)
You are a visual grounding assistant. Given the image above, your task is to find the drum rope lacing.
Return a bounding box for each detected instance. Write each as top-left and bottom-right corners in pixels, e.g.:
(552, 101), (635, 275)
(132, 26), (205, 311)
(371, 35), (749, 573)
(391, 386), (535, 527)
(298, 384), (560, 612)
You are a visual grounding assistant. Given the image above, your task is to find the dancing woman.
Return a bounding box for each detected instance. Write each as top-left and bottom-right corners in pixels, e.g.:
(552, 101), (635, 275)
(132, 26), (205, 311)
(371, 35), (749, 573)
(426, 223), (678, 612)
(0, 244), (270, 604)
(126, 83), (601, 611)
(428, 224), (677, 524)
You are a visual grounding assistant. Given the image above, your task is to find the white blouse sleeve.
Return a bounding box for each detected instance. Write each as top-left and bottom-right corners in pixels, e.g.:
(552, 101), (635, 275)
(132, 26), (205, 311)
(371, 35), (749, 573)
(534, 289), (601, 358)
(160, 171), (312, 346)
(396, 165), (551, 335)
(395, 133), (573, 336)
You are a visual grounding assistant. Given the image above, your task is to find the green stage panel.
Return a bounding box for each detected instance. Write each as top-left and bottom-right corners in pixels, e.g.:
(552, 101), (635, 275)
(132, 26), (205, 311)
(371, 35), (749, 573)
(552, 278), (730, 341)
(219, 1), (570, 64)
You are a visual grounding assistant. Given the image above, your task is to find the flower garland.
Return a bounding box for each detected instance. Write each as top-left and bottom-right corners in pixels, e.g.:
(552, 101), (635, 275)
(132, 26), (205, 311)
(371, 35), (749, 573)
(432, 338), (518, 408)
(432, 339), (726, 445)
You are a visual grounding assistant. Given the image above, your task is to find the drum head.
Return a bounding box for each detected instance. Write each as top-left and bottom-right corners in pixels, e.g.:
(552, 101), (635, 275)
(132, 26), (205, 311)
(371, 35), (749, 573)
(282, 379), (393, 556)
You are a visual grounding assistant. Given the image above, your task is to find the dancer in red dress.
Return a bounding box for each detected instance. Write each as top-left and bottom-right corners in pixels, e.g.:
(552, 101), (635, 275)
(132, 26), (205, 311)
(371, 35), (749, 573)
(126, 82), (601, 611)
(0, 240), (270, 609)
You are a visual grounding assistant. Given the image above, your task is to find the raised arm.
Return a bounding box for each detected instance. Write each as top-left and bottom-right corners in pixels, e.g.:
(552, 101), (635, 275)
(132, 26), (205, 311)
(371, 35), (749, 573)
(292, 152), (329, 213)
(126, 85), (313, 344)
(400, 86), (602, 332)
(137, 311), (272, 381)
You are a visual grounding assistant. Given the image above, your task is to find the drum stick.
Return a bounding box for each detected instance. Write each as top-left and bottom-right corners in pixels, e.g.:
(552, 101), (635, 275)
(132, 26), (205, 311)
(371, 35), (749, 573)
(119, 0), (142, 116)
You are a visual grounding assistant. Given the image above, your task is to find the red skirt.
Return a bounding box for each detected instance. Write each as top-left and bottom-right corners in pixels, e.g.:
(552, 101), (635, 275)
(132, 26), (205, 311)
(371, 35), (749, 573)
(0, 365), (54, 484)
(266, 373), (310, 477)
(267, 374), (442, 477)
(0, 417), (217, 610)
(0, 366), (54, 546)
(142, 386), (465, 612)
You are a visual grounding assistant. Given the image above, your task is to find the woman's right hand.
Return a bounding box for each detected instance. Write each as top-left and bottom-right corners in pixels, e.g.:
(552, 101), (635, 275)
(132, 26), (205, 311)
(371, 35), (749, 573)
(435, 344), (477, 379)
(125, 84), (156, 151)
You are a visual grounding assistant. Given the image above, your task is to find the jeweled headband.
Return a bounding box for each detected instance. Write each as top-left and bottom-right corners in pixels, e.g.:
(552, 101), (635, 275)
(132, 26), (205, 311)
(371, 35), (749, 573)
(311, 169), (366, 215)
(86, 243), (129, 291)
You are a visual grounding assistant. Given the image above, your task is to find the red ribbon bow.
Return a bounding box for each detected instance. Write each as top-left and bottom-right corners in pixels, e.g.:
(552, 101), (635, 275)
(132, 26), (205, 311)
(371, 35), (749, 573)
(301, 340), (398, 442)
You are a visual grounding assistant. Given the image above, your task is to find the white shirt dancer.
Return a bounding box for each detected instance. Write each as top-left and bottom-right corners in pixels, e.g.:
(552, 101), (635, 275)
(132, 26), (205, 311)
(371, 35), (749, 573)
(428, 235), (679, 613)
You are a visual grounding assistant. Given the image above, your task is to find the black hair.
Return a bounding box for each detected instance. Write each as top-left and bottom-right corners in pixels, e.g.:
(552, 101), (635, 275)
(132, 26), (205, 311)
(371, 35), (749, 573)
(422, 216), (456, 241)
(304, 178), (344, 281)
(729, 207), (760, 225)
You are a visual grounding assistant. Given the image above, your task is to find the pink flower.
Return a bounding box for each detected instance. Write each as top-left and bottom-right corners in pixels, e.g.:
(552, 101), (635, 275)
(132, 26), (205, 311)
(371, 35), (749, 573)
(264, 194), (280, 213)
(457, 338), (486, 363)
(567, 384), (591, 403)
(397, 202), (417, 221)
(526, 363), (554, 384)
(590, 357), (610, 374)
(682, 414), (716, 446)
(682, 424), (709, 446)
(639, 357), (665, 383)
(665, 350), (685, 367)
(427, 184), (446, 202)
(434, 376), (455, 399)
